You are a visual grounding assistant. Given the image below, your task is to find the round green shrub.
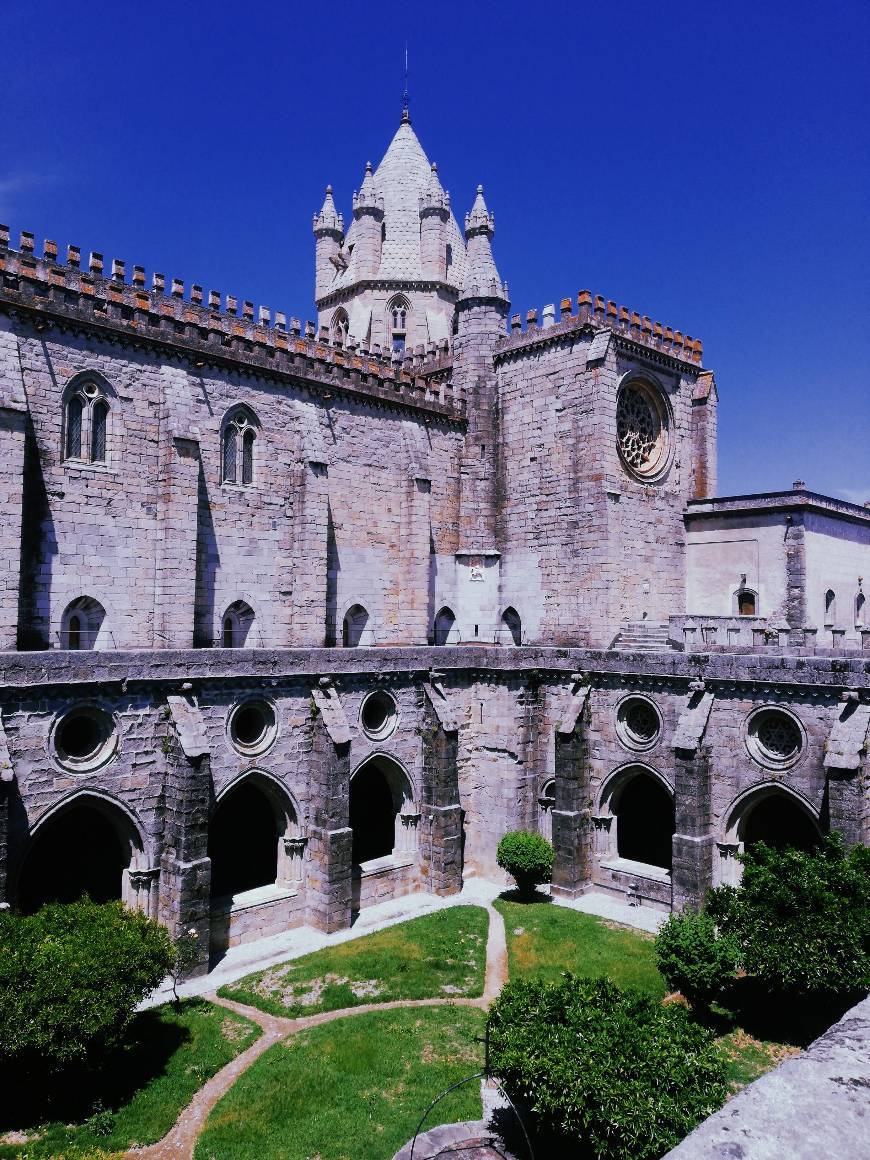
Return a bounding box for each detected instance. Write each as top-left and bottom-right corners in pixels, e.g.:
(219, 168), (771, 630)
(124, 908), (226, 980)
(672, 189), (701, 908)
(0, 898), (174, 1072)
(496, 830), (553, 896)
(654, 909), (739, 1009)
(489, 974), (729, 1160)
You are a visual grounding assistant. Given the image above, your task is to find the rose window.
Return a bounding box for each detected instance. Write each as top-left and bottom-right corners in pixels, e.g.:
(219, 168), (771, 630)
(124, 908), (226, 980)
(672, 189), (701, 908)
(616, 696), (661, 751)
(616, 382), (669, 478)
(746, 708), (804, 768)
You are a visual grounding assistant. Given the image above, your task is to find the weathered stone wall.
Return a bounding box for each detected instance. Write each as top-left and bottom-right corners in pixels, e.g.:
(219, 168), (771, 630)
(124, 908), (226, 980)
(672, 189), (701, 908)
(494, 330), (702, 646)
(3, 315), (465, 652)
(1, 647), (865, 938)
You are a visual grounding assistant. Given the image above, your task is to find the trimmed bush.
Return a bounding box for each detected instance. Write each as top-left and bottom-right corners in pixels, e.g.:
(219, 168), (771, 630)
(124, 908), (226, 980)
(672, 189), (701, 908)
(654, 909), (739, 1008)
(497, 830), (553, 897)
(489, 974), (728, 1160)
(707, 834), (870, 1000)
(0, 898), (174, 1072)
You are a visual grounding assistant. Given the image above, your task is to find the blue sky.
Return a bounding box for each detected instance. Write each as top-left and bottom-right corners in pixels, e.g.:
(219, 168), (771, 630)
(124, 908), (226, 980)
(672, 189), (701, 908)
(2, 0), (868, 500)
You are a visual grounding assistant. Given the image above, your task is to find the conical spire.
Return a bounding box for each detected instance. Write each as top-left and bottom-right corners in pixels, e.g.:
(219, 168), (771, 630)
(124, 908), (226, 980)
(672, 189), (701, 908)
(464, 185), (494, 238)
(460, 184), (507, 302)
(313, 185), (343, 235)
(353, 161), (383, 214)
(419, 161), (449, 214)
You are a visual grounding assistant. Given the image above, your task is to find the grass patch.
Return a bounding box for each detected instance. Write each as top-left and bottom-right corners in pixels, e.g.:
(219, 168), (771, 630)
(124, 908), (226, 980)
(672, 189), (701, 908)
(717, 1028), (801, 1092)
(219, 905), (489, 1017)
(495, 898), (666, 997)
(195, 1005), (484, 1160)
(0, 998), (259, 1158)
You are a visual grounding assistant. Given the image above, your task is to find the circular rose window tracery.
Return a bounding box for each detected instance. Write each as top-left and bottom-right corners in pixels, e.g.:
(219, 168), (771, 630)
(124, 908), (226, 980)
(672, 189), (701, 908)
(616, 696), (662, 752)
(745, 707), (804, 770)
(616, 380), (670, 479)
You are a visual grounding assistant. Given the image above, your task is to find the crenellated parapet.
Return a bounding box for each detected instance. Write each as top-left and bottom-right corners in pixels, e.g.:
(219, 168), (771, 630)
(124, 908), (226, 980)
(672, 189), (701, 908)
(497, 288), (704, 368)
(0, 227), (462, 419)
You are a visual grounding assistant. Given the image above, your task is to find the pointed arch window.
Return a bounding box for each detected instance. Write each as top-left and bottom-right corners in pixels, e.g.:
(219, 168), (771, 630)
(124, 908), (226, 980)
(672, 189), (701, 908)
(65, 396), (83, 460)
(331, 308), (349, 346)
(63, 379), (111, 465)
(221, 408), (259, 486)
(824, 589), (836, 625)
(388, 297), (409, 352)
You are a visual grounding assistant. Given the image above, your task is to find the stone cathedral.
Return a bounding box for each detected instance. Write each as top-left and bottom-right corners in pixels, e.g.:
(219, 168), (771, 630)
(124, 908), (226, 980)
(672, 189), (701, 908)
(0, 108), (867, 972)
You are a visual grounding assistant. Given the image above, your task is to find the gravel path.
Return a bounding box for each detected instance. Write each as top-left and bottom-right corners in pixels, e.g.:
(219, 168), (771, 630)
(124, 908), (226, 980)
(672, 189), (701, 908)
(128, 902), (509, 1160)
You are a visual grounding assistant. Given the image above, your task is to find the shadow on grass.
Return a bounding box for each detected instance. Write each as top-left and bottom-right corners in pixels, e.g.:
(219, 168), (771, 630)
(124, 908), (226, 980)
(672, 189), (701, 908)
(691, 978), (861, 1048)
(497, 888), (554, 905)
(0, 1005), (189, 1131)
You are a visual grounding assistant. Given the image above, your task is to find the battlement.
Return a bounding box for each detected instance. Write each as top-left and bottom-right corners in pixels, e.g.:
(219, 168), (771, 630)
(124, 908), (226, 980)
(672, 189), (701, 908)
(0, 227), (460, 417)
(497, 288), (704, 367)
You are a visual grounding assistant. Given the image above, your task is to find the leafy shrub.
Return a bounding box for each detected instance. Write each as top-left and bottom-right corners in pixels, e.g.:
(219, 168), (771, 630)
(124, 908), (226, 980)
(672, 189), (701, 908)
(497, 830), (553, 896)
(0, 898), (174, 1072)
(489, 974), (728, 1159)
(654, 908), (739, 1008)
(707, 835), (870, 1000)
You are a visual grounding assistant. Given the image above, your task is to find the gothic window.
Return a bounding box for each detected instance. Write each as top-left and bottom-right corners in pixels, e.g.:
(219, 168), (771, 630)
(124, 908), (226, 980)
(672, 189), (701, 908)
(221, 408), (259, 486)
(824, 589), (836, 624)
(615, 378), (670, 480)
(242, 428), (255, 485)
(331, 308), (349, 345)
(735, 589), (757, 616)
(91, 400), (108, 463)
(60, 596), (107, 650)
(388, 296), (409, 352)
(66, 396), (83, 460)
(63, 379), (111, 464)
(221, 600), (257, 647)
(501, 606), (522, 646)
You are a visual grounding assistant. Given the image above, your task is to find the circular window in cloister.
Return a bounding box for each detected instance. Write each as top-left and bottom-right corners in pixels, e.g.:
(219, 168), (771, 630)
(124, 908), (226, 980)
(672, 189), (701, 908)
(360, 690), (399, 741)
(52, 706), (118, 773)
(615, 379), (671, 480)
(745, 707), (805, 770)
(615, 696), (662, 752)
(228, 699), (277, 756)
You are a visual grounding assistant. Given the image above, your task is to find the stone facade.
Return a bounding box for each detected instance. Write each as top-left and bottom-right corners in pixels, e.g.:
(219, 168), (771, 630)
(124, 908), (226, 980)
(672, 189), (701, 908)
(0, 114), (868, 969)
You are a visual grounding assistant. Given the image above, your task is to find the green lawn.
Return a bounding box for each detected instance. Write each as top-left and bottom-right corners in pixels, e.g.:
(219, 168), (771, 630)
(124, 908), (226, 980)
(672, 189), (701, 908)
(494, 898), (666, 997)
(195, 1006), (485, 1160)
(0, 998), (260, 1159)
(219, 905), (489, 1017)
(718, 1028), (801, 1092)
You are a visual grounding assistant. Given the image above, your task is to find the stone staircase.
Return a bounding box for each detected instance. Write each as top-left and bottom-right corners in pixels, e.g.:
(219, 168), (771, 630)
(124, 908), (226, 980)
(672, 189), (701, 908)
(611, 621), (673, 652)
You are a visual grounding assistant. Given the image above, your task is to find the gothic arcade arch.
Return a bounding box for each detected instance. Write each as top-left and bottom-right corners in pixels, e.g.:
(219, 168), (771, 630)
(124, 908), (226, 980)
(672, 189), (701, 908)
(349, 753), (418, 866)
(209, 770), (304, 900)
(16, 790), (152, 915)
(595, 763), (675, 872)
(716, 782), (822, 885)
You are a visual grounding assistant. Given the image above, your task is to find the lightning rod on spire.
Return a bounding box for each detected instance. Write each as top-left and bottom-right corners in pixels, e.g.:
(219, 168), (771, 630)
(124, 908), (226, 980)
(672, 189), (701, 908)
(402, 41), (410, 122)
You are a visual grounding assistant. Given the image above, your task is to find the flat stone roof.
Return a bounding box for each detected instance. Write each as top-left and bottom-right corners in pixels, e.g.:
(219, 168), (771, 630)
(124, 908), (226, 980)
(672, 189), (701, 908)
(685, 488), (870, 526)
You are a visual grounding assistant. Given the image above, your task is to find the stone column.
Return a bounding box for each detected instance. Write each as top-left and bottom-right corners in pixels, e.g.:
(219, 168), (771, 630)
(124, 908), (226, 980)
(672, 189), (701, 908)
(824, 698), (870, 849)
(0, 327), (27, 650)
(671, 746), (715, 911)
(288, 458), (329, 647)
(551, 684), (593, 899)
(305, 709), (352, 932)
(158, 696), (213, 975)
(420, 682), (463, 896)
(154, 436), (201, 648)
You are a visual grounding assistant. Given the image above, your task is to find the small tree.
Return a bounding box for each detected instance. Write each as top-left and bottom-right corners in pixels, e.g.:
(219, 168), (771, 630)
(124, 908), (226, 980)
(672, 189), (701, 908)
(170, 927), (202, 1007)
(654, 908), (740, 1009)
(496, 830), (553, 898)
(708, 835), (870, 1000)
(0, 899), (174, 1072)
(489, 974), (728, 1160)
